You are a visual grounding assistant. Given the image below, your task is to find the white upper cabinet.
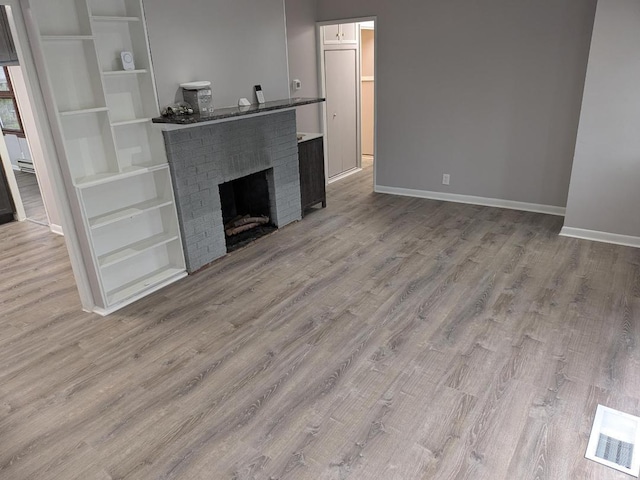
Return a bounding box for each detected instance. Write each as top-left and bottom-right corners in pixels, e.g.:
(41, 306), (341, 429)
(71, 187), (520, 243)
(322, 24), (341, 45)
(323, 23), (358, 45)
(340, 23), (358, 44)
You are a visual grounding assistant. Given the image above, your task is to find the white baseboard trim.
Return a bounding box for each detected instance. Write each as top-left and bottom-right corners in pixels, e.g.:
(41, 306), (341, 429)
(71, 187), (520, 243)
(560, 227), (640, 249)
(50, 224), (64, 236)
(374, 185), (566, 216)
(328, 167), (362, 184)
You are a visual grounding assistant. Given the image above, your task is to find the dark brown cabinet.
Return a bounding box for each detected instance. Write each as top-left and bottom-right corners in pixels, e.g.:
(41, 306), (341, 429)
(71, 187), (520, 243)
(0, 162), (15, 224)
(298, 136), (326, 215)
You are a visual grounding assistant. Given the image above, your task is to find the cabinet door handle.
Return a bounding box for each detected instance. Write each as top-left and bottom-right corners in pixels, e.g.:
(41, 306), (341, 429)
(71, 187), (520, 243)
(333, 113), (337, 118)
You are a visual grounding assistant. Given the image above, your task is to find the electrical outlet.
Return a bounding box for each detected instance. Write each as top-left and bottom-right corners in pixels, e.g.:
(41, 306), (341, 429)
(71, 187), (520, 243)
(442, 174), (450, 185)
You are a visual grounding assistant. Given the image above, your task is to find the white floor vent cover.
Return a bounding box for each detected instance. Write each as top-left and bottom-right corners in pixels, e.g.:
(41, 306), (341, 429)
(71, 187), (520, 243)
(586, 405), (640, 477)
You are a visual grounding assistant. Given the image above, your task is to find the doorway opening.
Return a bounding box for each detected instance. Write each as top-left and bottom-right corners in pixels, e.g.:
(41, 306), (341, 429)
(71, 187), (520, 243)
(1, 66), (47, 225)
(0, 4), (57, 231)
(318, 18), (376, 186)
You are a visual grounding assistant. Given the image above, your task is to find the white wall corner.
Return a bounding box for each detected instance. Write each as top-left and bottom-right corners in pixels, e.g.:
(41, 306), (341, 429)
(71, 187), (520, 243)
(374, 184), (566, 217)
(560, 226), (640, 249)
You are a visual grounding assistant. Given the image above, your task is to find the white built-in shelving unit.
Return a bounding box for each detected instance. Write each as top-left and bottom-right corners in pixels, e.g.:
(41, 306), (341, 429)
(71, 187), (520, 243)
(27, 0), (186, 314)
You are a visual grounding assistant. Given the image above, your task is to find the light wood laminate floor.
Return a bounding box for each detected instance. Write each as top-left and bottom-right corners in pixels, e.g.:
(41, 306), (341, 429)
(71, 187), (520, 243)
(14, 170), (48, 225)
(1, 162), (639, 480)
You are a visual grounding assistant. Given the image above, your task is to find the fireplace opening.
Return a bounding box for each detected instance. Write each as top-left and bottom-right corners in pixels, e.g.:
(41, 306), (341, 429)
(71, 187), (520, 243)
(219, 169), (276, 253)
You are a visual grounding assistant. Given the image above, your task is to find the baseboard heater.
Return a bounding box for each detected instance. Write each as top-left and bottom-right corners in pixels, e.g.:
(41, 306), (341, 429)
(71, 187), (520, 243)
(17, 159), (35, 174)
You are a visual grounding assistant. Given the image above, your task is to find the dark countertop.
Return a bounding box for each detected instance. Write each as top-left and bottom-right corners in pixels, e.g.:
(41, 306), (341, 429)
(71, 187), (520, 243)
(297, 132), (323, 143)
(152, 97), (325, 125)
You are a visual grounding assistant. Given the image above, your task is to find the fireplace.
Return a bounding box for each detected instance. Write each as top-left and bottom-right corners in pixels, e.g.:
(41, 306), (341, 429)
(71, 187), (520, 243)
(162, 110), (302, 272)
(219, 169), (277, 252)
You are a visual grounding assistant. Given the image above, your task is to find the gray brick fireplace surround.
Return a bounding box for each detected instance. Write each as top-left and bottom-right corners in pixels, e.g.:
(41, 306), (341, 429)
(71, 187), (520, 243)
(162, 110), (302, 272)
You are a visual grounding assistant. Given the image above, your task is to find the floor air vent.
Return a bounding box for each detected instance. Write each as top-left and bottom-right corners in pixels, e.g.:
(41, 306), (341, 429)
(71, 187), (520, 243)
(586, 405), (640, 477)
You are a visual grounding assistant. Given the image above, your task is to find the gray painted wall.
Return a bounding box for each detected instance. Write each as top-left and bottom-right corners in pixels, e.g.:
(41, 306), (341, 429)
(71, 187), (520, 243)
(285, 0), (321, 133)
(564, 0), (640, 238)
(316, 0), (597, 207)
(144, 0), (290, 109)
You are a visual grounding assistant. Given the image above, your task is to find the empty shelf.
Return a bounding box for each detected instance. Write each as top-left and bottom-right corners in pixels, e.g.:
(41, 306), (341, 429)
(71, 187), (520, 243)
(89, 198), (174, 229)
(91, 16), (141, 22)
(41, 35), (94, 42)
(102, 69), (148, 76)
(111, 118), (151, 127)
(98, 232), (179, 268)
(59, 107), (109, 117)
(106, 266), (185, 305)
(75, 164), (166, 188)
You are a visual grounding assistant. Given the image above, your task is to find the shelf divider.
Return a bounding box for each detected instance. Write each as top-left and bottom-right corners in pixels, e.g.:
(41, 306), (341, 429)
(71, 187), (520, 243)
(106, 267), (185, 305)
(41, 35), (94, 42)
(98, 233), (179, 268)
(91, 16), (141, 22)
(89, 198), (173, 229)
(75, 164), (166, 188)
(102, 69), (148, 76)
(59, 107), (109, 117)
(111, 118), (151, 127)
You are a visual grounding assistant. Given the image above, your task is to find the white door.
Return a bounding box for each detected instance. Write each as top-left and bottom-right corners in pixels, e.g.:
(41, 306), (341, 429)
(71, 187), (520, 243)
(325, 49), (358, 178)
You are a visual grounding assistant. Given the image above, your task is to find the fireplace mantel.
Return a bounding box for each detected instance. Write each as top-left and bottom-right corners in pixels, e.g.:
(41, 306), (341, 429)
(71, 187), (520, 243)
(152, 97), (324, 131)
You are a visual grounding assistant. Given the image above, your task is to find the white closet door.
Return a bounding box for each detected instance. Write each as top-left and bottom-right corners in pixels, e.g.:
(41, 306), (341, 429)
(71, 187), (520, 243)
(325, 49), (358, 178)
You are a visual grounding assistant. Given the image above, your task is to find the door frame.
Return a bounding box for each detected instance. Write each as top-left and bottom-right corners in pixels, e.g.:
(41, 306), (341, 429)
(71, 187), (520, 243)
(2, 64), (60, 230)
(359, 22), (374, 158)
(0, 127), (26, 221)
(316, 17), (376, 187)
